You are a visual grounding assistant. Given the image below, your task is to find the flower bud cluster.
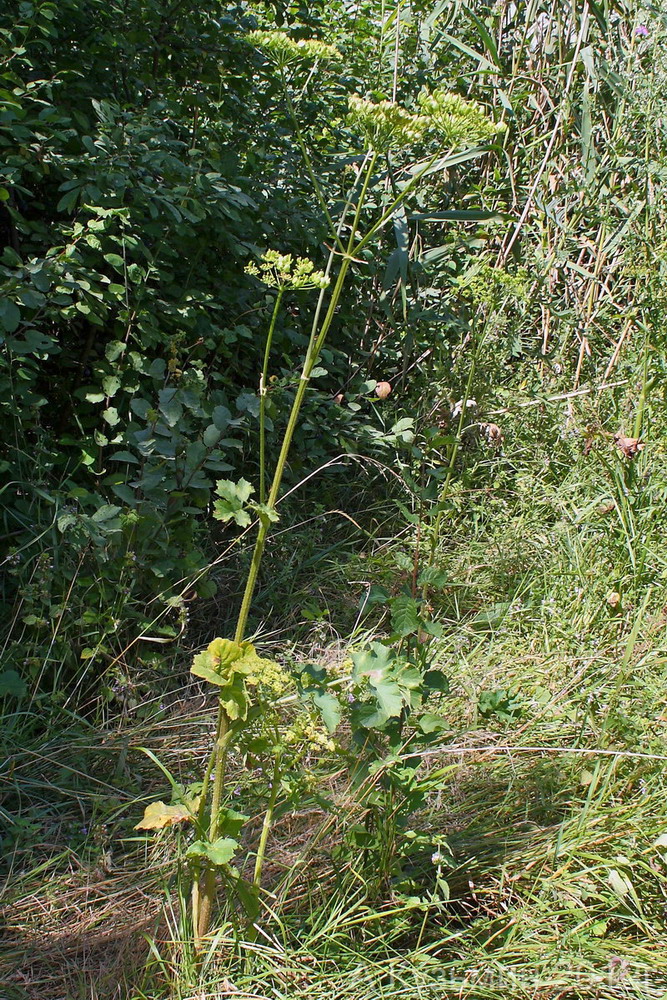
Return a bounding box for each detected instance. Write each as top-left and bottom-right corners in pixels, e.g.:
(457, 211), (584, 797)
(247, 30), (341, 67)
(245, 249), (329, 291)
(418, 90), (506, 148)
(284, 716), (336, 752)
(347, 90), (505, 153)
(347, 95), (427, 152)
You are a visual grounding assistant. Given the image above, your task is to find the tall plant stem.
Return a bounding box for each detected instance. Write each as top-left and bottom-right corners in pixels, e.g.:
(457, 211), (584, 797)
(233, 151), (378, 647)
(196, 153), (377, 942)
(196, 708), (230, 944)
(252, 753), (281, 890)
(259, 290), (284, 504)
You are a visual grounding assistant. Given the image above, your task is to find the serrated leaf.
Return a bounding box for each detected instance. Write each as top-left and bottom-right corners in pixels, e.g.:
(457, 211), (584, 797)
(135, 800), (194, 830)
(391, 595), (421, 637)
(352, 643), (404, 719)
(213, 477), (255, 526)
(418, 567), (449, 588)
(190, 654), (229, 686)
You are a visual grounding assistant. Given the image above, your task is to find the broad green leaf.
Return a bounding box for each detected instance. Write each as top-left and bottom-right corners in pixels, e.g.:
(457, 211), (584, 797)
(419, 713), (449, 734)
(352, 643), (404, 719)
(417, 567), (449, 588)
(213, 478), (254, 526)
(187, 837), (238, 867)
(190, 655), (229, 686)
(0, 300), (21, 333)
(104, 252), (125, 269)
(103, 406), (120, 426)
(216, 808), (248, 838)
(158, 388), (183, 427)
(0, 670), (26, 698)
(102, 375), (121, 397)
(313, 691), (342, 733)
(203, 423), (222, 447)
(220, 682), (249, 721)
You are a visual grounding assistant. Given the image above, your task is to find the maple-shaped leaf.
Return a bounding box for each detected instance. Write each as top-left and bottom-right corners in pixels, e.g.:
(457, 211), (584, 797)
(135, 800), (195, 830)
(212, 477), (255, 526)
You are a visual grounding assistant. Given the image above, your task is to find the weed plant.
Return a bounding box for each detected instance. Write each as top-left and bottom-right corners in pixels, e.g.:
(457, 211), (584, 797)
(3, 1), (667, 999)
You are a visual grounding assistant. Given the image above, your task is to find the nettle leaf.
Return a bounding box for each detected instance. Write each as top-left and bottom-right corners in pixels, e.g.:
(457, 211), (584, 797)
(134, 800), (195, 830)
(213, 477), (254, 526)
(186, 837), (238, 867)
(391, 595), (421, 637)
(418, 566), (449, 588)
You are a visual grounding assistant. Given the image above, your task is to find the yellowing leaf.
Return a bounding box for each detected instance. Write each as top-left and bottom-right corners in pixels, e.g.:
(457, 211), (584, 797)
(134, 800), (195, 830)
(209, 637), (245, 667)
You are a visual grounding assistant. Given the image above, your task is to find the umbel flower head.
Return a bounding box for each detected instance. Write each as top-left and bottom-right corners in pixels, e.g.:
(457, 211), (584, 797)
(419, 90), (506, 148)
(347, 90), (504, 153)
(247, 30), (341, 67)
(347, 95), (427, 153)
(245, 250), (329, 291)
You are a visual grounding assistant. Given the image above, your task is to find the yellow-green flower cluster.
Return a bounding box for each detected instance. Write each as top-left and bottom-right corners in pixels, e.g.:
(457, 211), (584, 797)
(245, 651), (291, 698)
(247, 30), (341, 66)
(418, 90), (506, 148)
(347, 95), (427, 153)
(460, 263), (528, 307)
(284, 716), (336, 752)
(245, 250), (329, 291)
